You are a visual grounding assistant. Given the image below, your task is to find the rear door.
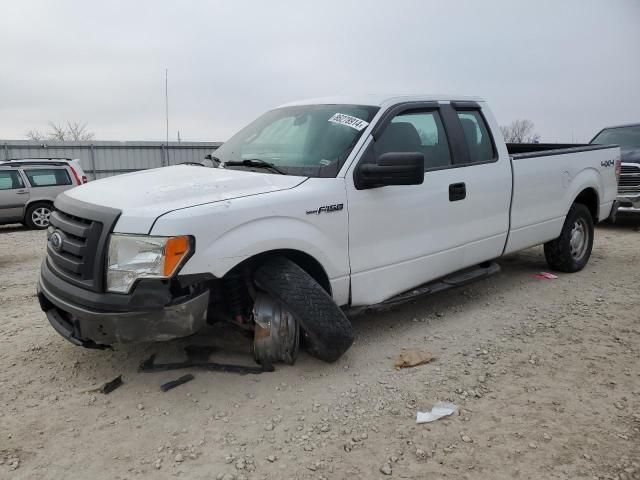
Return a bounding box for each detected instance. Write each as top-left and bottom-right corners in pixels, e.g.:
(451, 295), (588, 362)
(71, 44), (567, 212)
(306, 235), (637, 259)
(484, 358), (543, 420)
(22, 166), (74, 201)
(0, 169), (30, 222)
(448, 102), (512, 265)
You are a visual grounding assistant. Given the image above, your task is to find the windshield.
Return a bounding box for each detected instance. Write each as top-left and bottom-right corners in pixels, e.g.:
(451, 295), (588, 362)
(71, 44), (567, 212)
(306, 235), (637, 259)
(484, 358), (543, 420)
(213, 104), (379, 177)
(591, 125), (640, 149)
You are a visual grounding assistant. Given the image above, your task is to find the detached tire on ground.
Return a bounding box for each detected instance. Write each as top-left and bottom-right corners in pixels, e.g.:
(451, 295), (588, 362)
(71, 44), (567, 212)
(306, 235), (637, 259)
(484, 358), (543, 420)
(254, 256), (354, 363)
(544, 203), (594, 273)
(25, 202), (53, 230)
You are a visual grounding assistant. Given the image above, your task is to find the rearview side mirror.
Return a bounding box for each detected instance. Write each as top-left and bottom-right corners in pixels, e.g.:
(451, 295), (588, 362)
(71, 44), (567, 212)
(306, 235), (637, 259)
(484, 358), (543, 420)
(355, 152), (424, 190)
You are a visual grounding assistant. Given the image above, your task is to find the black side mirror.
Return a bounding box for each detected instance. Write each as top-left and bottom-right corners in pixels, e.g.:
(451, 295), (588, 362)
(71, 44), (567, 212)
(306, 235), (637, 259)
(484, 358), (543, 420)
(355, 152), (424, 190)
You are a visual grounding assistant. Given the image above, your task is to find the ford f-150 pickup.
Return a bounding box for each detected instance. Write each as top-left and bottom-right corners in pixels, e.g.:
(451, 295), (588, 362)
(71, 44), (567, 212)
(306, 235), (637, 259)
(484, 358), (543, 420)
(37, 95), (621, 364)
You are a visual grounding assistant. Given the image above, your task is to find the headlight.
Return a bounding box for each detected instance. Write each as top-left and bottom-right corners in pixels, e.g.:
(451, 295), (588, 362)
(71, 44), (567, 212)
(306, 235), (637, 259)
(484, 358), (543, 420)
(106, 234), (191, 293)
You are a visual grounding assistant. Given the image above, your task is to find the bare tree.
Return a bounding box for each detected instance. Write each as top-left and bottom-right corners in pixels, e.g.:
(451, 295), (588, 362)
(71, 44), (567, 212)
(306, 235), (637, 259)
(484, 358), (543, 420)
(37, 121), (95, 141)
(25, 129), (45, 141)
(500, 119), (541, 143)
(65, 121), (94, 141)
(47, 121), (69, 141)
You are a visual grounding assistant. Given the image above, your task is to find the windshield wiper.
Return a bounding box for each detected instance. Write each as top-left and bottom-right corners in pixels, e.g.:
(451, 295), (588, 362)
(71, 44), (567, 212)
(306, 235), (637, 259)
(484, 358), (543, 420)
(204, 154), (222, 167)
(223, 159), (286, 175)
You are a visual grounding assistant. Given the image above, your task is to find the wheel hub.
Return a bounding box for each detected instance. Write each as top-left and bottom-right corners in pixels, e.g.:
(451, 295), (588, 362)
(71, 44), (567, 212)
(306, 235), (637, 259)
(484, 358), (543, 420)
(252, 293), (299, 365)
(569, 219), (588, 259)
(33, 207), (51, 227)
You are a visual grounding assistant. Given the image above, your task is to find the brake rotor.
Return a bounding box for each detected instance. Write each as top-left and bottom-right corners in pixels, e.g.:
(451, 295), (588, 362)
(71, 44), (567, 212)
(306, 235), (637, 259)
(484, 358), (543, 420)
(252, 293), (300, 365)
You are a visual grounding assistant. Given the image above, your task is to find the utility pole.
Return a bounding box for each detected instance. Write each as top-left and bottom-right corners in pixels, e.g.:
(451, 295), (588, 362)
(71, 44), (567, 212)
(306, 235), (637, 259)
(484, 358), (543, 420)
(165, 68), (169, 164)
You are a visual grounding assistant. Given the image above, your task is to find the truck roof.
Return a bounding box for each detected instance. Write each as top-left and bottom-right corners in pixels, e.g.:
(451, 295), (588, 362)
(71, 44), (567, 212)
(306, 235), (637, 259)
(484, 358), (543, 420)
(278, 94), (484, 109)
(597, 122), (640, 130)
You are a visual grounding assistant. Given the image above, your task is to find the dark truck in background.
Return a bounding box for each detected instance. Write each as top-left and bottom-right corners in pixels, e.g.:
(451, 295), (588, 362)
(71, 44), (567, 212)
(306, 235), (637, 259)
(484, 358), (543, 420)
(591, 123), (640, 217)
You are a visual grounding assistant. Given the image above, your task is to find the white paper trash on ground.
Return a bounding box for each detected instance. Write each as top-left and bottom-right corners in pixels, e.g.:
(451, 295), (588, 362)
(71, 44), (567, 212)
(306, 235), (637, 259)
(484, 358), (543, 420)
(416, 401), (458, 424)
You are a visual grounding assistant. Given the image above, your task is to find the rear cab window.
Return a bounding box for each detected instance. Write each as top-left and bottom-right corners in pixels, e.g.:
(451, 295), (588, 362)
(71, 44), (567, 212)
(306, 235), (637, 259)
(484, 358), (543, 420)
(0, 170), (25, 190)
(23, 168), (72, 187)
(453, 108), (497, 164)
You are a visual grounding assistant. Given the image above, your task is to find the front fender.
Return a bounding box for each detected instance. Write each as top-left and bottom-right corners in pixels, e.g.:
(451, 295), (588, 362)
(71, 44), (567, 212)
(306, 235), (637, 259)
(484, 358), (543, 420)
(183, 215), (347, 280)
(149, 178), (351, 304)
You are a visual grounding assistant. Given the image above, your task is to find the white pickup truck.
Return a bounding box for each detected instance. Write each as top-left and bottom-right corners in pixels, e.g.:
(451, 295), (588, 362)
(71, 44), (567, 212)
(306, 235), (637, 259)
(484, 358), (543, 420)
(37, 95), (620, 364)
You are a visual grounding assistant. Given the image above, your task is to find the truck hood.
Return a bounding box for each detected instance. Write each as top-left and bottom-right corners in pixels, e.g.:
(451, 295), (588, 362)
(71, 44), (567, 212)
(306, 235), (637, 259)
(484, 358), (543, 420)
(621, 147), (640, 164)
(63, 165), (307, 233)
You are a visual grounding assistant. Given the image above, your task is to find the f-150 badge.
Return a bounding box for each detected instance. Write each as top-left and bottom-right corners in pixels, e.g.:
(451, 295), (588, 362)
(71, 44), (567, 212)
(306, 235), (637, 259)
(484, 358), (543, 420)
(306, 204), (344, 215)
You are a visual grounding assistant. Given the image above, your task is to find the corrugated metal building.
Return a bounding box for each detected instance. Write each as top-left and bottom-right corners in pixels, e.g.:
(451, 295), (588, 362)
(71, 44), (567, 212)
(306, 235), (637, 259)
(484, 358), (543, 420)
(0, 140), (221, 179)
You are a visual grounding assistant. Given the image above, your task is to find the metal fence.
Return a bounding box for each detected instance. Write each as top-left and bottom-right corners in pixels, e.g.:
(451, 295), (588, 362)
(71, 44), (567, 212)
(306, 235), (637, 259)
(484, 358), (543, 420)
(0, 140), (221, 179)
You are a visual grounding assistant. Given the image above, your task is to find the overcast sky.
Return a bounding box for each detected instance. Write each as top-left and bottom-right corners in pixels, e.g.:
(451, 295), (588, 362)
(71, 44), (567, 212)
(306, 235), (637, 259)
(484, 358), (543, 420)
(1, 0), (639, 143)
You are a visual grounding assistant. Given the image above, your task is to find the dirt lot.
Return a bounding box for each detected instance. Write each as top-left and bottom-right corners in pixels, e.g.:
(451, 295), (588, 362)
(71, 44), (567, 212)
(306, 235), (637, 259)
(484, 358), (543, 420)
(1, 219), (639, 480)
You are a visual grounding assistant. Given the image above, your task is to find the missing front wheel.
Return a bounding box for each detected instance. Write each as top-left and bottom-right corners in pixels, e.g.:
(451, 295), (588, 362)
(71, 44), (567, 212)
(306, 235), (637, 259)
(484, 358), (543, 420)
(252, 293), (300, 365)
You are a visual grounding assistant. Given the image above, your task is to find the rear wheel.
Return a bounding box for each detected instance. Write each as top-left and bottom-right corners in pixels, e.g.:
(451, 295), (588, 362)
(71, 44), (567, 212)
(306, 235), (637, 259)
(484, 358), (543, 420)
(25, 202), (53, 230)
(544, 203), (594, 272)
(253, 256), (354, 363)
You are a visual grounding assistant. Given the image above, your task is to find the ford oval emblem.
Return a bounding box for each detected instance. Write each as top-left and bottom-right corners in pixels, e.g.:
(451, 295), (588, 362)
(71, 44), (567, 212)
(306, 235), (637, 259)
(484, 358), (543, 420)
(50, 231), (64, 252)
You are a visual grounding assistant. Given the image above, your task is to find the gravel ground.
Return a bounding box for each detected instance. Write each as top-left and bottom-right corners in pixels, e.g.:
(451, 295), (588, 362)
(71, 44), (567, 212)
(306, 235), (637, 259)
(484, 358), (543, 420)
(1, 218), (639, 480)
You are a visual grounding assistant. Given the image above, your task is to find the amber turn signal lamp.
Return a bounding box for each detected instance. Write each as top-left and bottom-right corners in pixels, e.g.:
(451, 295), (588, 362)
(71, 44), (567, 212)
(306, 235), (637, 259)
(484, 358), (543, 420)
(163, 236), (191, 276)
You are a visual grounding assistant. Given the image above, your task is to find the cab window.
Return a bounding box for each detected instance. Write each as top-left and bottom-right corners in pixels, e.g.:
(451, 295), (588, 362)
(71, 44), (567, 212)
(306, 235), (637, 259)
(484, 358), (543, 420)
(373, 110), (451, 169)
(456, 111), (496, 163)
(24, 168), (72, 187)
(0, 171), (25, 190)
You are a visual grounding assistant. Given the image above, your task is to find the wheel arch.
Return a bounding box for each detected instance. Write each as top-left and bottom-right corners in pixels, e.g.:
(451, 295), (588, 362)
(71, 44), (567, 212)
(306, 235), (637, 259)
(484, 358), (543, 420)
(572, 187), (599, 221)
(224, 248), (333, 295)
(25, 198), (54, 209)
(24, 199), (54, 218)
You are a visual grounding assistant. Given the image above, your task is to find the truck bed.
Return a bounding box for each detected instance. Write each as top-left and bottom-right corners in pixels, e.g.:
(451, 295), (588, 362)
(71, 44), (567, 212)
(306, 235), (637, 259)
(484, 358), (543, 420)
(504, 144), (619, 255)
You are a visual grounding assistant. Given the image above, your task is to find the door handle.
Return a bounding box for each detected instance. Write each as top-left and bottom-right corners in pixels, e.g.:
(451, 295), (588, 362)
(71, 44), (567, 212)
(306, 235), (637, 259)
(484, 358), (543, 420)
(449, 182), (466, 201)
(16, 190), (29, 195)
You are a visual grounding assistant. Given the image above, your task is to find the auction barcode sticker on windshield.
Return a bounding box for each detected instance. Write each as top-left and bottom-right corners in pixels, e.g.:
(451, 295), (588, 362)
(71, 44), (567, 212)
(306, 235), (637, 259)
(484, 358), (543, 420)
(328, 113), (369, 131)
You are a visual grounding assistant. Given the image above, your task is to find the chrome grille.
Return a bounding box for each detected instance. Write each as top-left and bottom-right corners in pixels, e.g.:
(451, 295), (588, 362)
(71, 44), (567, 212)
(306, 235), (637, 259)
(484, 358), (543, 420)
(619, 164), (640, 193)
(46, 196), (120, 292)
(621, 164), (640, 174)
(48, 209), (104, 290)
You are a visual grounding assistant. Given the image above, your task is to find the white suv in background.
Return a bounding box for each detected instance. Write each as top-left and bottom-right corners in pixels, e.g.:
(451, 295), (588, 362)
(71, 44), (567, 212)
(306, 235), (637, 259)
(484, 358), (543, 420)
(0, 158), (88, 229)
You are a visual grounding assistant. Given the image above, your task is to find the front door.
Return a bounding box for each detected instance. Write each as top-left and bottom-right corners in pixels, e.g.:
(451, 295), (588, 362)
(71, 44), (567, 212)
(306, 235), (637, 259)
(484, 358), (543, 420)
(0, 170), (29, 223)
(345, 101), (511, 306)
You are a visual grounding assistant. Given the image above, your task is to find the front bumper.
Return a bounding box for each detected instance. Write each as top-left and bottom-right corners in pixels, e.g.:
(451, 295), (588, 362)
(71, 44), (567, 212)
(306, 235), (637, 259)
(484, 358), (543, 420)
(616, 193), (640, 213)
(38, 259), (209, 347)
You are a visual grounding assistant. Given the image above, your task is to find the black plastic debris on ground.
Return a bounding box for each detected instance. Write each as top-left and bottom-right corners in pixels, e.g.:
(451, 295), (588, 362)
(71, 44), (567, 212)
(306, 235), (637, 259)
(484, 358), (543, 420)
(139, 345), (274, 375)
(100, 375), (123, 394)
(161, 373), (195, 392)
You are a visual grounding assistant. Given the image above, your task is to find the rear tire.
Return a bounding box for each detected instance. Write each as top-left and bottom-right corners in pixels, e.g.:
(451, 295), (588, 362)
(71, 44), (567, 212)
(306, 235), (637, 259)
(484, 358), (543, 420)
(25, 202), (53, 230)
(544, 203), (594, 273)
(254, 256), (354, 363)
